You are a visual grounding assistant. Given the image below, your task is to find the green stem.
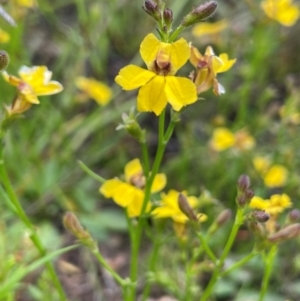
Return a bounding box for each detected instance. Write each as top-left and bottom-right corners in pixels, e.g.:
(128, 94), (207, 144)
(220, 252), (258, 277)
(199, 208), (244, 301)
(0, 148), (67, 301)
(141, 141), (150, 176)
(259, 245), (277, 301)
(91, 247), (128, 288)
(127, 108), (176, 300)
(169, 25), (184, 42)
(196, 233), (217, 264)
(78, 160), (106, 183)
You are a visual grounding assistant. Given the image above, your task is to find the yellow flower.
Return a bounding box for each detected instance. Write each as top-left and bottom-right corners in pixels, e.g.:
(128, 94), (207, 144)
(192, 19), (228, 37)
(189, 45), (236, 95)
(210, 127), (235, 151)
(261, 0), (299, 26)
(0, 29), (10, 43)
(15, 0), (37, 7)
(115, 33), (197, 115)
(152, 190), (207, 224)
(100, 158), (166, 217)
(2, 66), (63, 115)
(210, 127), (255, 152)
(253, 156), (271, 175)
(263, 165), (288, 188)
(250, 194), (292, 214)
(75, 77), (112, 106)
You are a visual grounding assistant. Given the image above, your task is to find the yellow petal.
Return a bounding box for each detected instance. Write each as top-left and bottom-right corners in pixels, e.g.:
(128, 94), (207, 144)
(263, 165), (288, 188)
(217, 54), (236, 73)
(18, 66), (63, 95)
(0, 29), (10, 43)
(151, 173), (167, 193)
(249, 196), (270, 209)
(100, 179), (136, 207)
(137, 75), (168, 115)
(164, 76), (197, 111)
(140, 33), (161, 68)
(2, 72), (22, 87)
(75, 77), (112, 106)
(189, 46), (204, 68)
(169, 38), (190, 73)
(115, 65), (156, 90)
(210, 127), (236, 151)
(124, 158), (143, 182)
(126, 190), (151, 217)
(192, 19), (228, 37)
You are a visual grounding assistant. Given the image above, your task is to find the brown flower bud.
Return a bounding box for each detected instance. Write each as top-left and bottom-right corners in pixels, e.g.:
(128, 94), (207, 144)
(63, 212), (94, 246)
(181, 1), (218, 27)
(216, 209), (232, 226)
(252, 209), (270, 223)
(288, 209), (300, 223)
(237, 174), (250, 192)
(0, 50), (9, 71)
(248, 221), (266, 239)
(178, 193), (198, 221)
(163, 8), (173, 27)
(142, 0), (161, 22)
(268, 223), (300, 243)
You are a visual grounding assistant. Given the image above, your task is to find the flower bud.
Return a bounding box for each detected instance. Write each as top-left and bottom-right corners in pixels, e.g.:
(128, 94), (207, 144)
(163, 8), (173, 28)
(63, 212), (95, 247)
(248, 221), (266, 239)
(252, 209), (270, 223)
(181, 1), (218, 27)
(178, 193), (198, 221)
(116, 109), (146, 143)
(216, 209), (232, 227)
(0, 50), (9, 71)
(268, 223), (300, 243)
(142, 0), (161, 22)
(288, 209), (300, 223)
(244, 189), (254, 201)
(237, 174), (250, 192)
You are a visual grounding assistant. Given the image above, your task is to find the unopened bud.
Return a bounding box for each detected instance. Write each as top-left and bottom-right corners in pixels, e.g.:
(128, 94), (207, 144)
(252, 209), (270, 223)
(216, 209), (232, 227)
(237, 174), (250, 192)
(248, 221), (266, 239)
(245, 189), (254, 201)
(163, 8), (173, 28)
(0, 50), (9, 71)
(268, 223), (300, 243)
(143, 0), (161, 22)
(236, 194), (247, 207)
(178, 193), (198, 221)
(63, 212), (94, 246)
(181, 1), (218, 27)
(288, 209), (300, 223)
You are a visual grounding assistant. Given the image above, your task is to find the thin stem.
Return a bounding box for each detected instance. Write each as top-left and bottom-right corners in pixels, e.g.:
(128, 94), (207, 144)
(199, 208), (245, 301)
(127, 108), (176, 300)
(0, 148), (67, 301)
(78, 160), (106, 183)
(259, 245), (277, 301)
(91, 247), (128, 288)
(220, 252), (258, 277)
(169, 24), (184, 42)
(196, 233), (217, 264)
(140, 141), (150, 176)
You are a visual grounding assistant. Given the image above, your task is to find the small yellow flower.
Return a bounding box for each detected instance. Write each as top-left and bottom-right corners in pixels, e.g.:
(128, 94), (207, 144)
(263, 165), (288, 188)
(250, 194), (292, 214)
(100, 158), (166, 217)
(261, 0), (300, 26)
(210, 127), (235, 151)
(2, 66), (63, 115)
(192, 19), (228, 37)
(152, 190), (207, 224)
(0, 29), (10, 43)
(210, 127), (255, 152)
(253, 156), (271, 175)
(75, 77), (112, 106)
(15, 0), (37, 8)
(115, 33), (197, 115)
(189, 45), (236, 95)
